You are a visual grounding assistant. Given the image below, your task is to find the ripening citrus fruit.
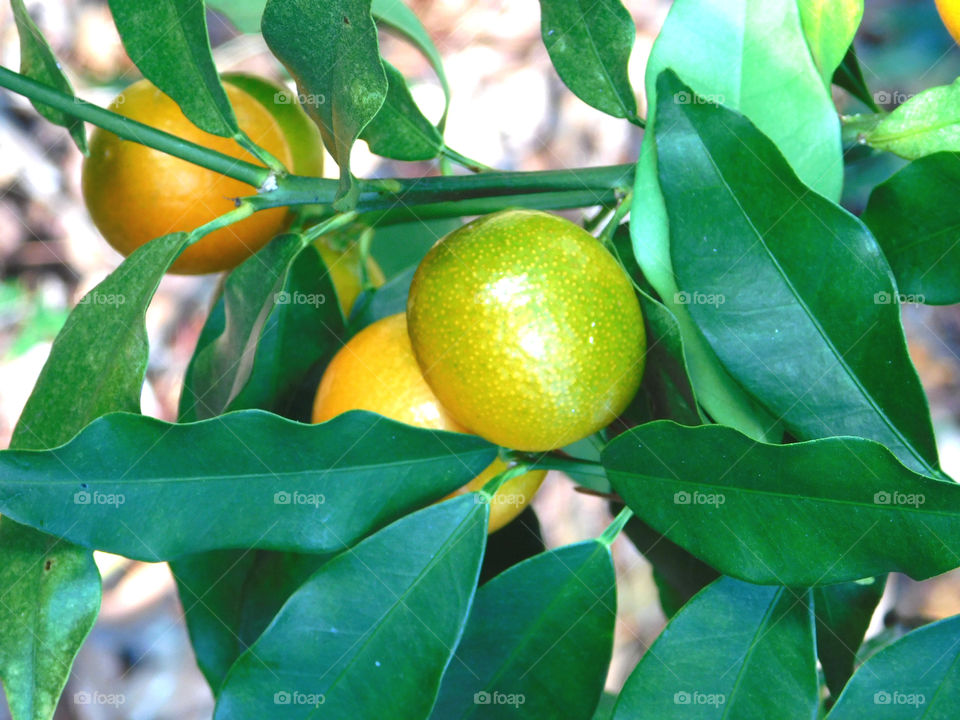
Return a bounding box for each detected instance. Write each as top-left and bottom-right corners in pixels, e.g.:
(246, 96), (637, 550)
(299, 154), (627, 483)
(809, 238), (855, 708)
(81, 78), (294, 274)
(312, 313), (545, 532)
(221, 73), (325, 177)
(937, 0), (960, 43)
(407, 209), (645, 451)
(314, 234), (385, 315)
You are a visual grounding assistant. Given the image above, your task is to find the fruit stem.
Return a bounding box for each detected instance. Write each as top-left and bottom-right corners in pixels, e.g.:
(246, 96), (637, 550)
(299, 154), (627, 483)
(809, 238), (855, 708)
(187, 202), (255, 244)
(478, 462), (533, 500)
(300, 211), (359, 244)
(234, 129), (289, 174)
(598, 189), (633, 248)
(0, 65), (271, 189)
(599, 506), (634, 547)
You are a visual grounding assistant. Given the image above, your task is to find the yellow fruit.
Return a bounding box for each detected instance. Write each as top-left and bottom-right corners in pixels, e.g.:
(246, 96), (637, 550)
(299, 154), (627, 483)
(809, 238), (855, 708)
(312, 313), (545, 532)
(937, 0), (960, 43)
(82, 78), (293, 274)
(314, 236), (385, 315)
(407, 209), (645, 451)
(222, 73), (325, 177)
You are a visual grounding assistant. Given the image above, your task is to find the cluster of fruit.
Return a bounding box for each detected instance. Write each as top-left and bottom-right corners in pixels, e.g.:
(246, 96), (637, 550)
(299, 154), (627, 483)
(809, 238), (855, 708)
(81, 77), (647, 532)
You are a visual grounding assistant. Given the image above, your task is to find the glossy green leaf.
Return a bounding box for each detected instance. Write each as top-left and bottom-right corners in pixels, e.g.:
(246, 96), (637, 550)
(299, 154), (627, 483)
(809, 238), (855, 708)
(371, 0), (451, 129)
(214, 494), (488, 719)
(179, 236), (344, 421)
(862, 152), (960, 305)
(834, 44), (879, 111)
(797, 0), (863, 85)
(0, 520), (100, 720)
(865, 77), (960, 159)
(431, 540), (615, 720)
(262, 0), (387, 203)
(621, 515), (718, 617)
(12, 232), (189, 450)
(108, 0), (237, 136)
(370, 217), (460, 277)
(478, 504), (545, 585)
(613, 576), (817, 719)
(173, 549), (329, 691)
(815, 577), (886, 698)
(360, 61), (443, 160)
(538, 0), (639, 122)
(605, 421), (960, 586)
(11, 0), (87, 152)
(349, 265), (415, 333)
(656, 70), (939, 476)
(630, 0), (841, 440)
(0, 410), (495, 561)
(1, 234), (187, 719)
(828, 615), (960, 718)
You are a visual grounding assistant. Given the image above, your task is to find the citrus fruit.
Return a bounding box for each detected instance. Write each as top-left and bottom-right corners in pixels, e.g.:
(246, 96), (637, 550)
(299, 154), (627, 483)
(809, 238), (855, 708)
(222, 73), (325, 177)
(312, 313), (545, 532)
(82, 78), (294, 274)
(314, 234), (385, 315)
(407, 209), (645, 451)
(937, 0), (960, 43)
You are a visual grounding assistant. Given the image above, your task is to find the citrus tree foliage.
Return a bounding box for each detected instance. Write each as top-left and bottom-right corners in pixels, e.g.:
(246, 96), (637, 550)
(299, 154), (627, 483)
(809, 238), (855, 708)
(0, 1), (959, 719)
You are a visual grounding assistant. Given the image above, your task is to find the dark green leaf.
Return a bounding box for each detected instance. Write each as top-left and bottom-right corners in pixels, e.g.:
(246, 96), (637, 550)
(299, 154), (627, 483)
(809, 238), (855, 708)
(613, 577), (817, 719)
(478, 504), (545, 585)
(0, 520), (100, 720)
(214, 494), (488, 719)
(361, 61), (442, 160)
(11, 0), (87, 152)
(834, 44), (879, 111)
(179, 236), (344, 421)
(864, 77), (960, 159)
(815, 577), (886, 698)
(371, 0), (451, 129)
(605, 421), (960, 586)
(656, 70), (939, 476)
(630, 0), (841, 439)
(538, 0), (638, 121)
(797, 0), (863, 86)
(0, 410), (496, 561)
(13, 233), (189, 450)
(1, 234), (187, 719)
(262, 0), (388, 203)
(828, 615), (960, 718)
(108, 0), (237, 136)
(349, 265), (415, 332)
(173, 549), (329, 691)
(432, 540), (615, 720)
(862, 153), (960, 305)
(370, 216), (459, 277)
(621, 514), (718, 617)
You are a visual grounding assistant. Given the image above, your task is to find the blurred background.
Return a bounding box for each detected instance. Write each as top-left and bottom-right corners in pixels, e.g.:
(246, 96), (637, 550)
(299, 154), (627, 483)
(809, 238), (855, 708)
(1, 0), (960, 717)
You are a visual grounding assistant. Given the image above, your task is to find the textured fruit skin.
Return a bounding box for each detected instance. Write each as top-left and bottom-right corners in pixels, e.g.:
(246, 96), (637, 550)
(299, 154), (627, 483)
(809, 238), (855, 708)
(407, 209), (645, 451)
(314, 238), (385, 315)
(937, 0), (960, 43)
(82, 78), (293, 274)
(312, 314), (544, 532)
(222, 73), (325, 177)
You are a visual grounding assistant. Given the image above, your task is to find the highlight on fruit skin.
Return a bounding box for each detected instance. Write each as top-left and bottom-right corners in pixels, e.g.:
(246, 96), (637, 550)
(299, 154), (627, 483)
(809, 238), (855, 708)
(81, 77), (294, 275)
(312, 313), (545, 532)
(407, 209), (646, 452)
